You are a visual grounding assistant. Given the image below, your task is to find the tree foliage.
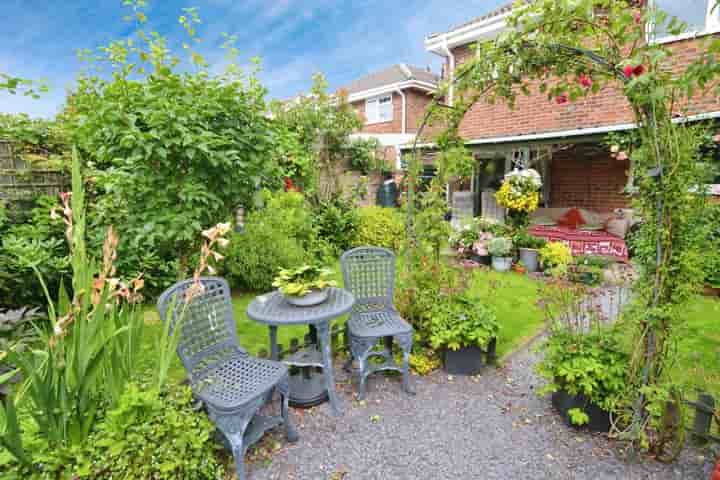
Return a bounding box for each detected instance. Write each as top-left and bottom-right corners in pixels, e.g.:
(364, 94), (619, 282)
(67, 4), (274, 277)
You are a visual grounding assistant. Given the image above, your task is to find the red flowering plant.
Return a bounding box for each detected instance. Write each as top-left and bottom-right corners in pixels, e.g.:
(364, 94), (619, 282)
(433, 0), (720, 454)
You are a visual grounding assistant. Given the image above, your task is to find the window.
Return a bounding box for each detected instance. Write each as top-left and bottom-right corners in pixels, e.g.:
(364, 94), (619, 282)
(652, 0), (720, 40)
(365, 95), (393, 124)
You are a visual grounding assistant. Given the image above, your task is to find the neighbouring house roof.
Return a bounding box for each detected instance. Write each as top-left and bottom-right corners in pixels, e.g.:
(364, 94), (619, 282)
(427, 2), (514, 41)
(425, 1), (523, 53)
(340, 64), (439, 102)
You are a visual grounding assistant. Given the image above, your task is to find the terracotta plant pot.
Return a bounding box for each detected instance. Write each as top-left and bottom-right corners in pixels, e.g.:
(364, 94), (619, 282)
(703, 285), (720, 298)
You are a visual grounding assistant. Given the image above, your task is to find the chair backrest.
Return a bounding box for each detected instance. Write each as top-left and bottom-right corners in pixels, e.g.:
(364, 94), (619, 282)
(157, 277), (245, 381)
(340, 247), (396, 310)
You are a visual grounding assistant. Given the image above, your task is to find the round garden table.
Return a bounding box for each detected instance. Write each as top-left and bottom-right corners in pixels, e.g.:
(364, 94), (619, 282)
(246, 287), (355, 416)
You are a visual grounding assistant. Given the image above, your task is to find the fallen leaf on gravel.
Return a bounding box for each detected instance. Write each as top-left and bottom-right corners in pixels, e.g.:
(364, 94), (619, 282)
(370, 415), (381, 423)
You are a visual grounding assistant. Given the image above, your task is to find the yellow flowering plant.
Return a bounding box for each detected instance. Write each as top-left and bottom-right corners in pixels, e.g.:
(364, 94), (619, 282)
(539, 242), (573, 274)
(495, 168), (542, 214)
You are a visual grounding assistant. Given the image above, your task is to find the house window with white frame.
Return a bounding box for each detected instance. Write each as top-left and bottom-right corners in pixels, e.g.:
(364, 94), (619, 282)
(365, 95), (393, 124)
(652, 0), (720, 41)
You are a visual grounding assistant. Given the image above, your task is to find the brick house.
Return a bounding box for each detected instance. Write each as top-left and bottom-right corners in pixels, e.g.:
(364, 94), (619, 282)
(340, 63), (439, 170)
(410, 1), (720, 234)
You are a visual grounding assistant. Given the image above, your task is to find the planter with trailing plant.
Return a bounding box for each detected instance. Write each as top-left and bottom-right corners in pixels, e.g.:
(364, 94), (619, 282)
(429, 295), (499, 375)
(488, 237), (513, 272)
(539, 241), (573, 277)
(536, 326), (629, 432)
(513, 230), (546, 273)
(272, 265), (337, 307)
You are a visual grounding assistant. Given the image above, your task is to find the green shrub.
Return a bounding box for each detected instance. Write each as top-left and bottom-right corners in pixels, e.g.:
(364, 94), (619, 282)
(311, 195), (359, 257)
(536, 327), (629, 425)
(704, 204), (720, 287)
(1, 385), (225, 479)
(429, 295), (499, 351)
(225, 224), (310, 292)
(0, 195), (69, 306)
(353, 206), (405, 252)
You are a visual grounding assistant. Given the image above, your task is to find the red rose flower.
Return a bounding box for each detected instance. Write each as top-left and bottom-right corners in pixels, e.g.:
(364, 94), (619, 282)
(555, 93), (569, 104)
(623, 65), (635, 78)
(578, 73), (593, 88)
(633, 64), (645, 76)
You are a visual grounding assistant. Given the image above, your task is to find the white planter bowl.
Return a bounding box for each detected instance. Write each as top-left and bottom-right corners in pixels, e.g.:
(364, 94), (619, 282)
(492, 256), (513, 272)
(284, 288), (330, 307)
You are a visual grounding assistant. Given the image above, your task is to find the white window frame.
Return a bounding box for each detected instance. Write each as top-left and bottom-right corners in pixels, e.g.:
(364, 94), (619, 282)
(365, 94), (393, 125)
(650, 0), (720, 44)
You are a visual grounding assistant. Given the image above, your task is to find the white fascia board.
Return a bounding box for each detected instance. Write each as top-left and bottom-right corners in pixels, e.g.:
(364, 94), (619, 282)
(398, 111), (720, 150)
(347, 80), (437, 103)
(350, 133), (416, 147)
(425, 14), (510, 54)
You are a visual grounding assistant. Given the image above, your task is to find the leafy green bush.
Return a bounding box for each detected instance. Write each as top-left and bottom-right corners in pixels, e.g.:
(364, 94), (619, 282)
(429, 295), (499, 351)
(311, 195), (359, 257)
(536, 327), (629, 425)
(0, 195), (69, 306)
(1, 385), (225, 479)
(353, 206), (405, 252)
(225, 225), (310, 292)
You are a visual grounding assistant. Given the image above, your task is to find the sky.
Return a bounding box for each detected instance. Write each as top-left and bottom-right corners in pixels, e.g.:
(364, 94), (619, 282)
(0, 0), (506, 118)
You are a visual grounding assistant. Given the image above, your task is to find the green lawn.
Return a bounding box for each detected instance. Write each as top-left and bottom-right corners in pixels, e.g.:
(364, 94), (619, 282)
(673, 296), (720, 399)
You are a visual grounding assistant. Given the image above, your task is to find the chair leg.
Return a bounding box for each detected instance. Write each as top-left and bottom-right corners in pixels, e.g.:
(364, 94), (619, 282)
(281, 390), (299, 443)
(350, 334), (376, 401)
(396, 332), (416, 396)
(214, 412), (252, 480)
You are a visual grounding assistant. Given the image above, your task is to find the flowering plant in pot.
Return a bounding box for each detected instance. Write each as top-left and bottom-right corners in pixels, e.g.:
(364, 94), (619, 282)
(429, 294), (499, 375)
(539, 241), (573, 276)
(512, 230), (546, 273)
(488, 237), (513, 272)
(536, 279), (629, 431)
(272, 265), (337, 306)
(495, 168), (543, 228)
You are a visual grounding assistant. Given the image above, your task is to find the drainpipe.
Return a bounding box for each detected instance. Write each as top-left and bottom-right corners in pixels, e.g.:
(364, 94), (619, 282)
(440, 35), (456, 205)
(440, 35), (455, 107)
(394, 87), (407, 134)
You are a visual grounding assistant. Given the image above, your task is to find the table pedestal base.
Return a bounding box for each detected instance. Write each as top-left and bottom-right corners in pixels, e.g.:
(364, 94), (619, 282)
(288, 368), (328, 408)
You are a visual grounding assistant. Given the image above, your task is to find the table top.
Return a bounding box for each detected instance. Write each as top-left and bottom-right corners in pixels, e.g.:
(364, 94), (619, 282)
(246, 287), (355, 326)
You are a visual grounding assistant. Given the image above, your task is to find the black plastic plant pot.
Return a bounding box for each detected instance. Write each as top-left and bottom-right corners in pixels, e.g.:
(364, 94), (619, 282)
(443, 345), (485, 376)
(551, 390), (611, 432)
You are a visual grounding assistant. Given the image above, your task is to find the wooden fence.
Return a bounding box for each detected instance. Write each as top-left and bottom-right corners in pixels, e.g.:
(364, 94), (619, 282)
(0, 141), (68, 205)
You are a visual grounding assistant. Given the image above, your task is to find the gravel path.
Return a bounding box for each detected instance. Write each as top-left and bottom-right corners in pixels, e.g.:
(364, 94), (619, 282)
(248, 345), (713, 480)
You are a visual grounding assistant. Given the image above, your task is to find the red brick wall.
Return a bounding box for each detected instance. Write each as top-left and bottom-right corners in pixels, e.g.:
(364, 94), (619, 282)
(449, 36), (720, 140)
(550, 145), (631, 212)
(351, 92), (403, 134)
(351, 88), (435, 135)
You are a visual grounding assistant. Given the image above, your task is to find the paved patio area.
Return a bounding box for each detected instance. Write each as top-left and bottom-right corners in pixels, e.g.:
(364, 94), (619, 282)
(248, 342), (712, 480)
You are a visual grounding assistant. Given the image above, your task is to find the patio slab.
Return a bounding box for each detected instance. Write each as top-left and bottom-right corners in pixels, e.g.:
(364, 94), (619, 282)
(249, 343), (712, 480)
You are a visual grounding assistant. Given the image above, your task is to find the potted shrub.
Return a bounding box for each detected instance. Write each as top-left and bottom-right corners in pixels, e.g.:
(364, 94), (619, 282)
(513, 230), (546, 273)
(272, 265), (337, 306)
(449, 223), (480, 259)
(539, 241), (573, 276)
(429, 295), (499, 375)
(488, 237), (513, 272)
(536, 326), (628, 432)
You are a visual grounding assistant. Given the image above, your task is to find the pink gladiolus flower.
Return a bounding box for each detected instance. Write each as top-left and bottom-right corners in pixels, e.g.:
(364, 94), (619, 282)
(623, 65), (635, 78)
(616, 152), (629, 161)
(633, 11), (642, 24)
(713, 133), (720, 143)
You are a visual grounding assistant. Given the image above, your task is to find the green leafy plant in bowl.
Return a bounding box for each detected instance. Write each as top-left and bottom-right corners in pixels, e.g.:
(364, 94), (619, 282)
(429, 295), (499, 352)
(273, 265), (337, 306)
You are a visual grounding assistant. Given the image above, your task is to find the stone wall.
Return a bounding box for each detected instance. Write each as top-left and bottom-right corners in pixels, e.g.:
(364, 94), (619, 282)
(0, 141), (68, 204)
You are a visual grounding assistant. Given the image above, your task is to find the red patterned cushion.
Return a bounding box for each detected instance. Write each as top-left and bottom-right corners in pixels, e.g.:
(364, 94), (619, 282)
(557, 208), (586, 229)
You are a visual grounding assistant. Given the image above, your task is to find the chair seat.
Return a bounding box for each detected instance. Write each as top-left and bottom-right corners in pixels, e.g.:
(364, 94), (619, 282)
(348, 309), (412, 338)
(193, 356), (288, 411)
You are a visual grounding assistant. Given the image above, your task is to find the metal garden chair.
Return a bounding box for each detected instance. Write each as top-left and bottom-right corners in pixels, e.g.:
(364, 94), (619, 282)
(340, 247), (415, 400)
(157, 277), (298, 480)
